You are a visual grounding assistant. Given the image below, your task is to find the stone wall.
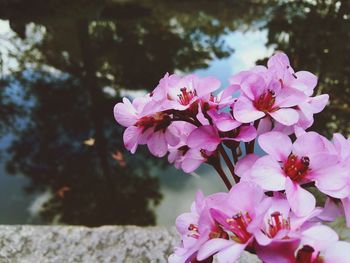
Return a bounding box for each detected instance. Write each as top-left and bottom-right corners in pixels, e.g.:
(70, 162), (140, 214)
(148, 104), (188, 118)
(0, 225), (259, 263)
(0, 221), (349, 262)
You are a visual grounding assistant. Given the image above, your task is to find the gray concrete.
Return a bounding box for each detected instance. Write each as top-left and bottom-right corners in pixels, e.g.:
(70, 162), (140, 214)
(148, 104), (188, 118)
(0, 225), (260, 263)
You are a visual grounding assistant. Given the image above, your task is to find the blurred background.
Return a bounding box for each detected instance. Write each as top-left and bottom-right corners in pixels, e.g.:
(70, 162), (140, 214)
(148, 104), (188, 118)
(0, 0), (349, 227)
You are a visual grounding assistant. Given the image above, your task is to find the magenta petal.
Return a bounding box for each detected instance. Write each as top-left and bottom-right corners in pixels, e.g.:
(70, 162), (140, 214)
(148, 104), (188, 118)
(234, 125), (257, 142)
(342, 197), (350, 228)
(235, 154), (259, 179)
(181, 150), (206, 173)
(318, 197), (344, 222)
(267, 52), (290, 69)
(269, 108), (299, 126)
(175, 212), (198, 235)
(123, 126), (142, 153)
(301, 225), (338, 252)
(197, 239), (233, 261)
(254, 229), (272, 246)
(187, 126), (220, 151)
(293, 132), (328, 156)
(147, 131), (168, 157)
(114, 98), (138, 127)
(227, 181), (264, 213)
(258, 131), (292, 161)
(251, 156), (286, 191)
(216, 243), (247, 263)
(285, 177), (316, 217)
(309, 94), (329, 113)
(233, 97), (265, 123)
(208, 110), (241, 132)
(255, 238), (300, 263)
(295, 70), (318, 90)
(324, 241), (350, 263)
(257, 117), (272, 135)
(274, 87), (307, 107)
(241, 73), (267, 100)
(195, 76), (221, 97)
(165, 125), (181, 146)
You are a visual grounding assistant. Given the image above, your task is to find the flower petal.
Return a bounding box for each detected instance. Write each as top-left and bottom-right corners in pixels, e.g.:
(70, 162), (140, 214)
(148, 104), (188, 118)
(227, 181), (265, 213)
(123, 126), (142, 153)
(235, 154), (259, 182)
(258, 131), (292, 161)
(216, 242), (247, 263)
(187, 126), (220, 151)
(301, 225), (338, 252)
(114, 98), (138, 127)
(233, 97), (265, 123)
(197, 239), (234, 261)
(147, 131), (168, 157)
(269, 108), (299, 126)
(251, 156), (286, 191)
(275, 87), (308, 107)
(285, 177), (316, 217)
(324, 241), (350, 263)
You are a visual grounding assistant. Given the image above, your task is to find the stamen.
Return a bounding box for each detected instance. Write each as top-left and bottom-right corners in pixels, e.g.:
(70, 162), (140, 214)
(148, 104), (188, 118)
(227, 212), (252, 244)
(267, 212), (290, 238)
(253, 90), (276, 112)
(284, 154), (310, 182)
(177, 87), (197, 105)
(296, 245), (320, 263)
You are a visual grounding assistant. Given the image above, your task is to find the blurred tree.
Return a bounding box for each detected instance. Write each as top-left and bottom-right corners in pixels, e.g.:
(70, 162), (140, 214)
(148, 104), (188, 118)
(0, 0), (249, 225)
(259, 0), (350, 136)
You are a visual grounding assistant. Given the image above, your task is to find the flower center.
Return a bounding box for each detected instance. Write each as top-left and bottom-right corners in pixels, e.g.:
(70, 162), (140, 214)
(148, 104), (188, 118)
(226, 212), (252, 244)
(136, 116), (155, 130)
(209, 223), (229, 240)
(296, 245), (323, 263)
(178, 87), (197, 105)
(283, 154), (310, 182)
(136, 113), (171, 132)
(178, 145), (190, 155)
(253, 90), (276, 112)
(187, 224), (200, 239)
(267, 212), (290, 238)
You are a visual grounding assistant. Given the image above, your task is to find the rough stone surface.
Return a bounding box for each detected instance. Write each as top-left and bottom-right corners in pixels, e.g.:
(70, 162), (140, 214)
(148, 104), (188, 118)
(0, 224), (349, 263)
(0, 225), (259, 263)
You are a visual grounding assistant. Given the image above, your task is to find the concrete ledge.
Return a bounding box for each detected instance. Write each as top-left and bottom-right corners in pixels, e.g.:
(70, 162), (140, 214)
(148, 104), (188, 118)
(0, 225), (259, 262)
(2, 223), (349, 262)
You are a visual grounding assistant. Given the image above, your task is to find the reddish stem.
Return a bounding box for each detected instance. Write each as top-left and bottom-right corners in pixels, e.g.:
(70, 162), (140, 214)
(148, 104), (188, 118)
(219, 145), (240, 184)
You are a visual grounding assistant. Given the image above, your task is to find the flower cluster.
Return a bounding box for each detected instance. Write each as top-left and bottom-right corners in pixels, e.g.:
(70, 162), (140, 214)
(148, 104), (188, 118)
(114, 52), (350, 262)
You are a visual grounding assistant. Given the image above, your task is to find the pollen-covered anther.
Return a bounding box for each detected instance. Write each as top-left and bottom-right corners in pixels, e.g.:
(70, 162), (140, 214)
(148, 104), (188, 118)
(267, 211), (290, 238)
(284, 154), (310, 182)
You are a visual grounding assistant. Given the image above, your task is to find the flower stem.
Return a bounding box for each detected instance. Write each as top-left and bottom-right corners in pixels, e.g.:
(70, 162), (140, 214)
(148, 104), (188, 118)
(231, 148), (238, 164)
(219, 145), (240, 183)
(212, 162), (232, 190)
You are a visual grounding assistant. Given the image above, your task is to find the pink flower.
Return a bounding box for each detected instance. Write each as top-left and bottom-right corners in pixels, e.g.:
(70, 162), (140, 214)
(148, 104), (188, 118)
(250, 131), (348, 216)
(114, 96), (180, 157)
(328, 133), (350, 227)
(233, 70), (308, 126)
(296, 225), (350, 263)
(235, 154), (260, 182)
(151, 73), (221, 112)
(207, 109), (257, 142)
(267, 52), (318, 96)
(261, 94), (329, 135)
(169, 190), (229, 263)
(196, 182), (270, 262)
(168, 122), (197, 170)
(252, 194), (323, 263)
